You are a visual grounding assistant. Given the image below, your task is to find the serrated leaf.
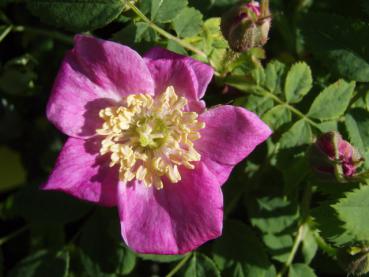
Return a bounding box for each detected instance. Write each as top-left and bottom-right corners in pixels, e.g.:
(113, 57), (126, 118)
(27, 0), (124, 32)
(308, 80), (355, 120)
(334, 186), (369, 243)
(284, 62), (312, 103)
(302, 226), (318, 264)
(302, 13), (369, 82)
(151, 0), (187, 23)
(288, 264), (317, 277)
(263, 234), (293, 263)
(234, 95), (274, 116)
(181, 253), (221, 277)
(345, 109), (369, 164)
(248, 197), (299, 234)
(279, 120), (313, 149)
(172, 7), (203, 37)
(261, 105), (291, 130)
(264, 60), (287, 94)
(213, 220), (276, 276)
(0, 146), (26, 192)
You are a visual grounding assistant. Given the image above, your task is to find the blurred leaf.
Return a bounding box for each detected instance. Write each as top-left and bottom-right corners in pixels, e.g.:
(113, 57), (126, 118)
(181, 253), (221, 277)
(27, 0), (124, 32)
(9, 250), (69, 277)
(302, 13), (369, 82)
(139, 254), (184, 263)
(172, 7), (203, 37)
(213, 220), (276, 276)
(288, 263), (317, 277)
(279, 120), (313, 149)
(151, 0), (187, 23)
(261, 105), (291, 130)
(0, 146), (26, 192)
(284, 62), (312, 103)
(334, 186), (369, 243)
(308, 80), (355, 121)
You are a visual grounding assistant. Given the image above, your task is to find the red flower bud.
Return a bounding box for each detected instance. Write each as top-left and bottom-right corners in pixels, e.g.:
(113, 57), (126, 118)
(309, 132), (363, 182)
(221, 0), (271, 52)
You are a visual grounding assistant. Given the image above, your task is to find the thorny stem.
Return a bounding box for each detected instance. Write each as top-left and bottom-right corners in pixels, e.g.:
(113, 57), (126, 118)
(165, 252), (192, 277)
(126, 1), (208, 60)
(276, 184), (313, 277)
(0, 225), (28, 246)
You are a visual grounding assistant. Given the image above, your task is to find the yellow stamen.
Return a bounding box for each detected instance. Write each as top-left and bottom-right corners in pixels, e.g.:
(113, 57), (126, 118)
(96, 86), (205, 190)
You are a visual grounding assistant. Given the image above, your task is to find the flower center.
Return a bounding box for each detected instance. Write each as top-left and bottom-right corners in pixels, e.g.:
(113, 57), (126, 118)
(96, 86), (205, 189)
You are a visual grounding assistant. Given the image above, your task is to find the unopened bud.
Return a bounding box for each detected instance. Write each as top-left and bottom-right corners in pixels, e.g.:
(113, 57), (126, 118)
(309, 132), (363, 182)
(221, 0), (271, 52)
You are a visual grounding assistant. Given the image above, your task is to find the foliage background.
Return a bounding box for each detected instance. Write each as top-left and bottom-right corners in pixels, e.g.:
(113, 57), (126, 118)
(1, 0), (369, 276)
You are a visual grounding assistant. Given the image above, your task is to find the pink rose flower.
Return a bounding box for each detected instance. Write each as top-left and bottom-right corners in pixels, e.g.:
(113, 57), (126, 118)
(43, 35), (271, 254)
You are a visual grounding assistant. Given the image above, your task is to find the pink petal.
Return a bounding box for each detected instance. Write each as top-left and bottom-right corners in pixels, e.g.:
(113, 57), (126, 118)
(117, 162), (223, 254)
(43, 137), (118, 207)
(47, 35), (154, 138)
(143, 47), (213, 112)
(196, 105), (272, 184)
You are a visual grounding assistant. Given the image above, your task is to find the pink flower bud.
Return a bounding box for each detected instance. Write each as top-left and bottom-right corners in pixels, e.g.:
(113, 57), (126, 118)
(221, 0), (271, 52)
(309, 132), (363, 181)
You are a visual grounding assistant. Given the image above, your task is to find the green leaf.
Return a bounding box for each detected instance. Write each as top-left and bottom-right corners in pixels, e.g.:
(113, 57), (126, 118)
(262, 234), (293, 263)
(302, 226), (318, 264)
(288, 264), (317, 277)
(345, 109), (369, 163)
(302, 13), (369, 82)
(9, 250), (69, 277)
(151, 0), (187, 23)
(264, 60), (287, 95)
(284, 62), (312, 103)
(234, 95), (274, 116)
(172, 7), (203, 37)
(0, 146), (26, 192)
(261, 105), (291, 130)
(248, 197), (299, 234)
(279, 120), (313, 149)
(182, 253), (221, 277)
(27, 0), (124, 32)
(334, 186), (369, 243)
(213, 220), (276, 276)
(308, 80), (355, 120)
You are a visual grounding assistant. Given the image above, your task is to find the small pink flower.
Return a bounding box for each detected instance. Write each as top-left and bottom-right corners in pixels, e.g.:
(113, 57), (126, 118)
(44, 35), (271, 254)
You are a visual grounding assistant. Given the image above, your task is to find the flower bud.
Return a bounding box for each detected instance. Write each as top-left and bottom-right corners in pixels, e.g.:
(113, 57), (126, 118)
(221, 0), (271, 52)
(309, 132), (363, 182)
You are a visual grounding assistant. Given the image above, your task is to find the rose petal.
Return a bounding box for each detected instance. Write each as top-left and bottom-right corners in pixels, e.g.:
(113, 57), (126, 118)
(43, 137), (118, 207)
(47, 35), (154, 138)
(117, 162), (223, 254)
(196, 105), (272, 184)
(144, 47), (213, 112)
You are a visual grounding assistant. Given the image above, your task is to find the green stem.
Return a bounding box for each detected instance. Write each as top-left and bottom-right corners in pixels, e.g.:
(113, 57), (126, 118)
(13, 25), (73, 45)
(261, 89), (321, 130)
(313, 232), (337, 257)
(0, 25), (12, 43)
(126, 2), (207, 59)
(166, 252), (192, 277)
(0, 225), (28, 246)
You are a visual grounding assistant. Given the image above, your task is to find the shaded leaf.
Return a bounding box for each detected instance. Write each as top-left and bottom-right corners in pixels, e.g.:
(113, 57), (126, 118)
(173, 7), (203, 37)
(0, 146), (26, 192)
(27, 0), (124, 32)
(279, 120), (313, 149)
(151, 0), (187, 23)
(261, 105), (291, 130)
(182, 253), (221, 277)
(288, 263), (317, 277)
